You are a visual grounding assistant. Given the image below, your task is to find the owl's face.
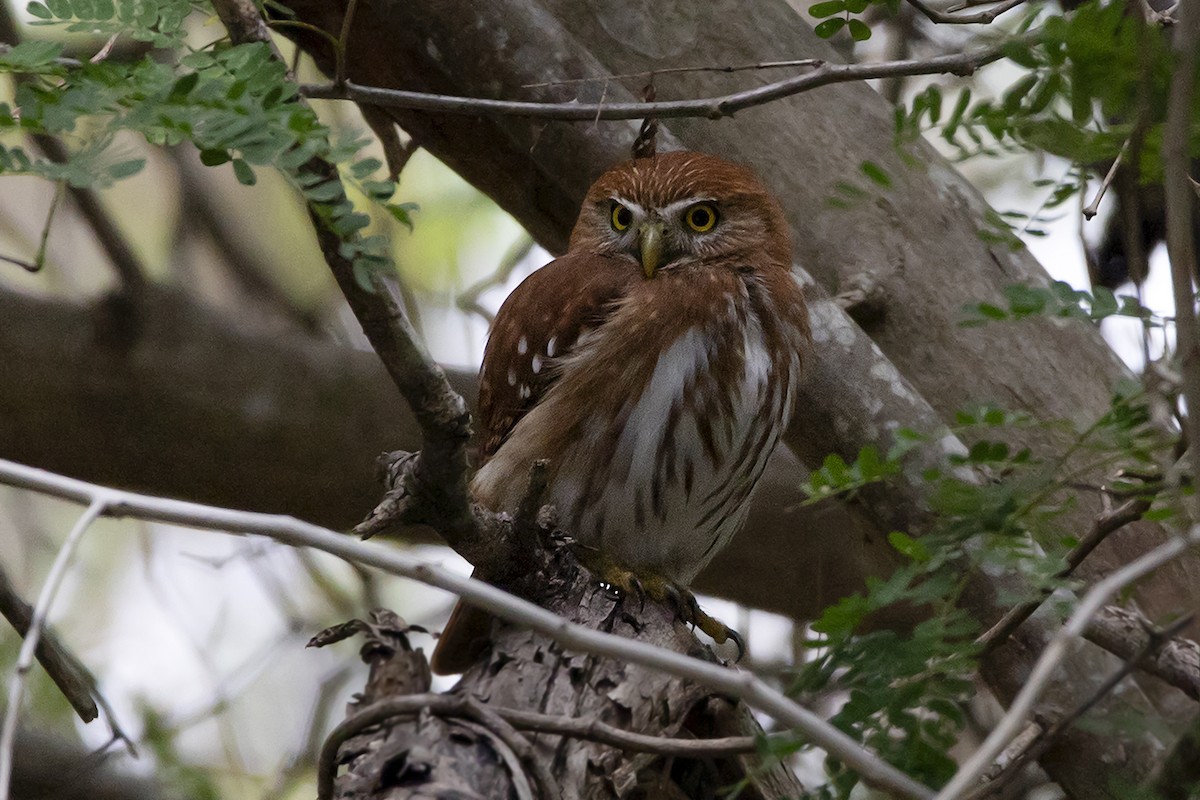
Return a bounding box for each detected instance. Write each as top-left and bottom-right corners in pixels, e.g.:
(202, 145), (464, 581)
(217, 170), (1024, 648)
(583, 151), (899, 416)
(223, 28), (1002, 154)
(568, 151), (791, 277)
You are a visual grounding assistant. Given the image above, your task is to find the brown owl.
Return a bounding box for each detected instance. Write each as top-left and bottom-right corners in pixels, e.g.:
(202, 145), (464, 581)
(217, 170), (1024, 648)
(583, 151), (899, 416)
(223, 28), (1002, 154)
(432, 151), (810, 674)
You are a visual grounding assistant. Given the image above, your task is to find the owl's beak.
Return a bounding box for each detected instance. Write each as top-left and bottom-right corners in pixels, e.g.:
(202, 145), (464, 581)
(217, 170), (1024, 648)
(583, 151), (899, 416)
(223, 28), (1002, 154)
(637, 221), (664, 278)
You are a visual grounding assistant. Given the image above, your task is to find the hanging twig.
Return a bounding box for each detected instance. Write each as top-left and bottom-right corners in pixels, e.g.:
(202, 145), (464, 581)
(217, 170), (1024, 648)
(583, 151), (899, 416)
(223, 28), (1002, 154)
(1082, 137), (1130, 220)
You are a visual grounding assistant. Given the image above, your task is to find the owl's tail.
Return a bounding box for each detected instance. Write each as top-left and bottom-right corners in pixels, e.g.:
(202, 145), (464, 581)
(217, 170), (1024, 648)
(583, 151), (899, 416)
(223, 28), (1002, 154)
(430, 594), (494, 675)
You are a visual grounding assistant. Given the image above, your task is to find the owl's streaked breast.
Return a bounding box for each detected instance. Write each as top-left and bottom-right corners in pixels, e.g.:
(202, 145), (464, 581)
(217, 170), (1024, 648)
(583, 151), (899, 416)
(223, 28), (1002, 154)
(471, 266), (804, 583)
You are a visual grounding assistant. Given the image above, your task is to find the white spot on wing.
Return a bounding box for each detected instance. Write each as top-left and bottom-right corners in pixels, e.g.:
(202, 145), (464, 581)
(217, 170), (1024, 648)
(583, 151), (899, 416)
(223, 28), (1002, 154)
(507, 368), (517, 386)
(517, 336), (528, 354)
(546, 336), (558, 357)
(532, 355), (543, 374)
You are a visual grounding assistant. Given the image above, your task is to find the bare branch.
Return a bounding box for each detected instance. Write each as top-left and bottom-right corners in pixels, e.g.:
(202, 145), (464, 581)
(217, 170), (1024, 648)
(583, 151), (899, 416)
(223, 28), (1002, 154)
(210, 0), (476, 546)
(1083, 137), (1130, 220)
(299, 44), (1007, 121)
(0, 457), (934, 800)
(934, 524), (1200, 800)
(520, 58), (825, 88)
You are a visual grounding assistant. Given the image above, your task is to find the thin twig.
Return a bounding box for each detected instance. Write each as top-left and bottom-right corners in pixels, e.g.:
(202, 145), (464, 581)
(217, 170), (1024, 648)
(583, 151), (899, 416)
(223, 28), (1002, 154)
(976, 496), (1150, 653)
(462, 698), (557, 800)
(933, 524), (1200, 800)
(333, 0), (358, 86)
(0, 458), (933, 800)
(1083, 137), (1130, 220)
(906, 0), (1027, 25)
(521, 58), (824, 88)
(456, 234), (536, 325)
(0, 497), (107, 800)
(299, 43), (1008, 122)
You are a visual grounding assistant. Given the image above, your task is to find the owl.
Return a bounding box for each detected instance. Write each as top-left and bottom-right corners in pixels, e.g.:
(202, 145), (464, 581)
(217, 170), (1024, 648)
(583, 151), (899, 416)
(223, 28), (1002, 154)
(432, 151), (811, 674)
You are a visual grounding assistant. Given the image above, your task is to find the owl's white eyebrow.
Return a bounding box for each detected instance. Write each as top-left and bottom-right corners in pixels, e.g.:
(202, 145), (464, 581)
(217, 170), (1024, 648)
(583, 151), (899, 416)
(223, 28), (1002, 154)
(610, 197), (645, 216)
(659, 197), (716, 218)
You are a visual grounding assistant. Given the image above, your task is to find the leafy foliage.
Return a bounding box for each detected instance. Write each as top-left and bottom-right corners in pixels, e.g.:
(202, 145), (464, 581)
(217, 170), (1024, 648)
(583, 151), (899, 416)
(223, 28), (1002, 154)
(0, 4), (414, 285)
(961, 280), (1158, 326)
(789, 368), (1170, 795)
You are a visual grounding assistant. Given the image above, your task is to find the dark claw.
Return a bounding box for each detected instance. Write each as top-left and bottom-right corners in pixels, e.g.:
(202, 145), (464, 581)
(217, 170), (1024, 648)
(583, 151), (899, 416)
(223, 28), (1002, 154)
(725, 627), (746, 663)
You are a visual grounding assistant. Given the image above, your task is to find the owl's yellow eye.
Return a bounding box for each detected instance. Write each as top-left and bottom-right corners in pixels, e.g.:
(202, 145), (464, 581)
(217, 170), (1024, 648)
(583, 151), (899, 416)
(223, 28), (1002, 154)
(611, 203), (633, 231)
(685, 203), (718, 233)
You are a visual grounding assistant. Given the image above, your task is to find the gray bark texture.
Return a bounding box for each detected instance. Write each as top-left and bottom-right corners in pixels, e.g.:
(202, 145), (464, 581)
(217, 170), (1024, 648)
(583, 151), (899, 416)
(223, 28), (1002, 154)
(270, 0), (1200, 797)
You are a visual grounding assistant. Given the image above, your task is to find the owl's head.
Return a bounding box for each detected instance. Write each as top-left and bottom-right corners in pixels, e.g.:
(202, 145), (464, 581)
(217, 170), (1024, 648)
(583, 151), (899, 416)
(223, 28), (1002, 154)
(568, 151), (791, 278)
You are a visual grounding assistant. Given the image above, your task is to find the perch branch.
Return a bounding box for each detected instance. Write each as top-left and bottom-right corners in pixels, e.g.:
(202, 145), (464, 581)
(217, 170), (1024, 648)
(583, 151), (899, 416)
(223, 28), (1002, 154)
(299, 43), (1007, 121)
(0, 457), (933, 800)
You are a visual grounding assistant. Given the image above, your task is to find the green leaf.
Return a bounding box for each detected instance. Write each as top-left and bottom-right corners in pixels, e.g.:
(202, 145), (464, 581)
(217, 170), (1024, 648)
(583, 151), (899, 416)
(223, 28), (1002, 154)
(847, 18), (872, 41)
(199, 149), (231, 166)
(860, 160), (891, 187)
(888, 531), (930, 562)
(814, 17), (846, 37)
(360, 179), (395, 199)
(305, 179), (346, 202)
(350, 157), (383, 179)
(845, 0), (869, 11)
(809, 0), (845, 16)
(105, 158), (144, 179)
(942, 88), (972, 142)
(1002, 74), (1039, 113)
(387, 201), (419, 230)
(26, 1), (53, 19)
(167, 72), (199, 101)
(231, 158), (256, 186)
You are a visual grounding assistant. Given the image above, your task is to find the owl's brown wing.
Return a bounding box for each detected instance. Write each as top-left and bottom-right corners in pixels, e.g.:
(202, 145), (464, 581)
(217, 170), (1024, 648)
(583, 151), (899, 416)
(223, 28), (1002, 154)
(477, 252), (638, 460)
